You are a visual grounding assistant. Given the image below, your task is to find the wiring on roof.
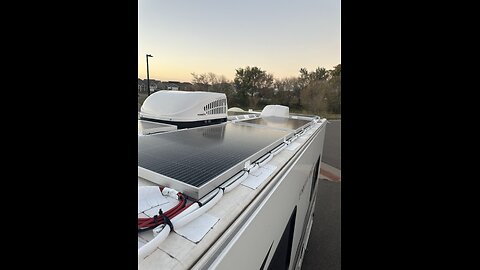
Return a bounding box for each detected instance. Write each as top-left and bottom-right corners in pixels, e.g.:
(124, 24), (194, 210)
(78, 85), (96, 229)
(138, 118), (322, 264)
(138, 187), (192, 232)
(138, 188), (224, 263)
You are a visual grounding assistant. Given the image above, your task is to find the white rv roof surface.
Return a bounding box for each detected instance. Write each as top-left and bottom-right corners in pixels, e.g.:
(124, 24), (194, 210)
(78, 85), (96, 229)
(138, 116), (327, 269)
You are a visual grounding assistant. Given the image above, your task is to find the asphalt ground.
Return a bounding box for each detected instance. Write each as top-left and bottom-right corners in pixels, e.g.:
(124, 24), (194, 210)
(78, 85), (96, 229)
(322, 120), (341, 169)
(301, 120), (341, 270)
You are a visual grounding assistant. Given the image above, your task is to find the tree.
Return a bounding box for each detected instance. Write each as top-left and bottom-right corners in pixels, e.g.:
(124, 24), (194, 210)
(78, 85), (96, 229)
(191, 73), (210, 91)
(207, 72), (220, 85)
(188, 64), (340, 114)
(191, 72), (209, 85)
(300, 80), (329, 115)
(273, 77), (302, 109)
(310, 67), (328, 81)
(330, 64), (341, 77)
(326, 65), (341, 113)
(234, 66), (273, 108)
(299, 68), (309, 87)
(299, 68), (309, 78)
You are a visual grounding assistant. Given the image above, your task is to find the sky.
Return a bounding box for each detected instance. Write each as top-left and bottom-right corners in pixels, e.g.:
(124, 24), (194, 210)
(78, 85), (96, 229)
(138, 0), (340, 82)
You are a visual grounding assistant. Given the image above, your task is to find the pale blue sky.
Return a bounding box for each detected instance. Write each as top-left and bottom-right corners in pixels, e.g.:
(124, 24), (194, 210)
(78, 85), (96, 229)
(139, 0), (340, 82)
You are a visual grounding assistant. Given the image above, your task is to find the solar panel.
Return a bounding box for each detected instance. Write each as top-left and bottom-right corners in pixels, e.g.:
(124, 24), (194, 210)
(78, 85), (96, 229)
(138, 122), (292, 199)
(235, 116), (311, 131)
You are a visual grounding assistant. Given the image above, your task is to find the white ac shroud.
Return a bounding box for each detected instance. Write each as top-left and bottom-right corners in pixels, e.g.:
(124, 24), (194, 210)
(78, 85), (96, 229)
(140, 90), (227, 122)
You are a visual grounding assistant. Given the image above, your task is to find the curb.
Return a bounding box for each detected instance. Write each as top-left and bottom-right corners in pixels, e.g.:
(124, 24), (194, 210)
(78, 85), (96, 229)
(320, 162), (341, 182)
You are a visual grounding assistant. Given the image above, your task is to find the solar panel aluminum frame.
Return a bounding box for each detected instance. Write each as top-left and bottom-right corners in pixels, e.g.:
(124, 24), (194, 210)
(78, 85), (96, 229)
(138, 124), (294, 200)
(138, 120), (177, 135)
(233, 116), (313, 133)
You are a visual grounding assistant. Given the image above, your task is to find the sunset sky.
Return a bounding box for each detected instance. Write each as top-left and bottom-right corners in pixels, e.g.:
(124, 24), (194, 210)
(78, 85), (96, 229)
(138, 0), (340, 82)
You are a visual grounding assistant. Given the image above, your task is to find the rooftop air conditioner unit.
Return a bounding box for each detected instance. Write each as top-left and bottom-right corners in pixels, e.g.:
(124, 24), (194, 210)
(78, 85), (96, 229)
(139, 90), (228, 129)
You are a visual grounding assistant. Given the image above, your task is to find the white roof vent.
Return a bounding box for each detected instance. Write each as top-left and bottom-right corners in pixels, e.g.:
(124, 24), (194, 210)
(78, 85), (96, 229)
(260, 105), (289, 118)
(140, 91), (228, 122)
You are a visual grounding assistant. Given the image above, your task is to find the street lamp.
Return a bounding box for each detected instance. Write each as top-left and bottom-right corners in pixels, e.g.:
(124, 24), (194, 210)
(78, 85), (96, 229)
(146, 54), (153, 96)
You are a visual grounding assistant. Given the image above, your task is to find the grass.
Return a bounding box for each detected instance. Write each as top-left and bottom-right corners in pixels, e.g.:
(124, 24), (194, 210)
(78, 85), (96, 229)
(320, 113), (341, 120)
(288, 108), (341, 120)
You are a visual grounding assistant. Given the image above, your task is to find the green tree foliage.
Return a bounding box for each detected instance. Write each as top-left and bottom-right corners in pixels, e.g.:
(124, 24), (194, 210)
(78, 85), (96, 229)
(326, 64), (341, 113)
(310, 67), (328, 81)
(301, 80), (328, 115)
(189, 64), (341, 115)
(272, 77), (302, 109)
(233, 66), (274, 108)
(296, 65), (341, 114)
(330, 64), (341, 77)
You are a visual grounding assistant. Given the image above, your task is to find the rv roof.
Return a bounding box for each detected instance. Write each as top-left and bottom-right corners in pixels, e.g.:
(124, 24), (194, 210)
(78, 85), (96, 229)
(138, 115), (327, 269)
(138, 121), (295, 199)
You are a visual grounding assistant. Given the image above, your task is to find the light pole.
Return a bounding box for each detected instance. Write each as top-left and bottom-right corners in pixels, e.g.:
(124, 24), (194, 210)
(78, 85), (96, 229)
(146, 54), (153, 96)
